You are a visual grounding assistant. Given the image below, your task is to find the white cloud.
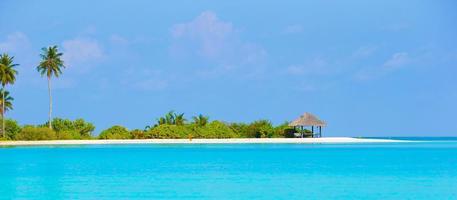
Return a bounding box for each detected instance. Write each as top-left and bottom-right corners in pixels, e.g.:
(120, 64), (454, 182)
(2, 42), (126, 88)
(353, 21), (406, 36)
(123, 68), (169, 91)
(383, 52), (409, 69)
(109, 34), (129, 45)
(0, 32), (42, 89)
(62, 38), (103, 62)
(285, 57), (328, 75)
(62, 38), (104, 71)
(352, 46), (377, 58)
(284, 24), (304, 34)
(109, 34), (154, 46)
(171, 11), (234, 59)
(81, 25), (98, 35)
(170, 11), (267, 78)
(295, 82), (317, 92)
(355, 52), (410, 80)
(381, 23), (410, 32)
(286, 65), (306, 75)
(0, 32), (30, 53)
(132, 78), (168, 91)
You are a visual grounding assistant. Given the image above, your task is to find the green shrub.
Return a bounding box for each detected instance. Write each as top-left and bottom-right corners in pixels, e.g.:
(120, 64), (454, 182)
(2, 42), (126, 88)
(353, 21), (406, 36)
(130, 129), (145, 139)
(73, 119), (95, 137)
(232, 121), (291, 138)
(99, 125), (131, 139)
(41, 118), (95, 139)
(198, 121), (239, 138)
(16, 126), (56, 140)
(146, 121), (240, 139)
(50, 118), (74, 132)
(245, 120), (274, 138)
(272, 122), (290, 138)
(4, 119), (22, 140)
(230, 120), (275, 138)
(228, 123), (249, 138)
(56, 130), (79, 140)
(146, 124), (189, 139)
(283, 128), (296, 138)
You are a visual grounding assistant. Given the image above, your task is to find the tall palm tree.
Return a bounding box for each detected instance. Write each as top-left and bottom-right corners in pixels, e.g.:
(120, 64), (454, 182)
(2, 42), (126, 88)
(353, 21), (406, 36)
(0, 89), (13, 138)
(0, 54), (18, 137)
(37, 46), (65, 129)
(0, 89), (13, 115)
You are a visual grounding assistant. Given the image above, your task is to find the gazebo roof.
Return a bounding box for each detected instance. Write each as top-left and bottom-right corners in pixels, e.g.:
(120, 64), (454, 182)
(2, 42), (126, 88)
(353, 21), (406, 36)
(289, 112), (326, 127)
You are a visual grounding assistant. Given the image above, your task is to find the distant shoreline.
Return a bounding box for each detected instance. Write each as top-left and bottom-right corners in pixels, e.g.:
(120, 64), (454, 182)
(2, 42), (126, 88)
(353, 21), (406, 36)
(0, 137), (409, 146)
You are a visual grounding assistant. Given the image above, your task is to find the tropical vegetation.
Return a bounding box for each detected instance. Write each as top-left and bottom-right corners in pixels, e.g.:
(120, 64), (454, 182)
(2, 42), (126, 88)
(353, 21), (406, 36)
(0, 47), (302, 141)
(2, 112), (298, 141)
(0, 53), (18, 137)
(0, 89), (14, 132)
(36, 46), (65, 130)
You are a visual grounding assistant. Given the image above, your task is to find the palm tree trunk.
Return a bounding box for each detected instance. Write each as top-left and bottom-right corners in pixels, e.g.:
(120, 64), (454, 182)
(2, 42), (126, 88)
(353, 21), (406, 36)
(2, 86), (5, 138)
(48, 77), (52, 129)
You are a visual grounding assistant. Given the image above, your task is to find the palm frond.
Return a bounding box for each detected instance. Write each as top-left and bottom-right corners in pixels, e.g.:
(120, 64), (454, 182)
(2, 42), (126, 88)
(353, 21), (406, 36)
(0, 54), (18, 86)
(37, 45), (65, 78)
(0, 89), (13, 113)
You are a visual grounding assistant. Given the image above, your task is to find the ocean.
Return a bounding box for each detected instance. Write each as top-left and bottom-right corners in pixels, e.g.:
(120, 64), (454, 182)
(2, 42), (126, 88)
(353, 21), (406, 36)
(1, 138), (457, 199)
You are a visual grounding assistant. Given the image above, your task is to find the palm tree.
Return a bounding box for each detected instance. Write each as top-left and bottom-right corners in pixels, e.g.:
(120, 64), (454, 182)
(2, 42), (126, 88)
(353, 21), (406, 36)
(0, 54), (18, 137)
(174, 112), (186, 126)
(0, 89), (13, 115)
(192, 114), (209, 127)
(165, 111), (175, 125)
(153, 111), (186, 126)
(0, 89), (14, 138)
(37, 46), (65, 129)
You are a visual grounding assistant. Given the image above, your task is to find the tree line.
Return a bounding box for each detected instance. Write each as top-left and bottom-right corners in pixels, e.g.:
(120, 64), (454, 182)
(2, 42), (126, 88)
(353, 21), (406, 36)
(3, 111), (299, 140)
(1, 46), (63, 139)
(1, 46), (301, 141)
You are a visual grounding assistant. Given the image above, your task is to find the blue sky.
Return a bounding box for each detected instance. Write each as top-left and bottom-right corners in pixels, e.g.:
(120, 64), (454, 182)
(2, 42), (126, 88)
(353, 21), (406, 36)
(1, 0), (456, 136)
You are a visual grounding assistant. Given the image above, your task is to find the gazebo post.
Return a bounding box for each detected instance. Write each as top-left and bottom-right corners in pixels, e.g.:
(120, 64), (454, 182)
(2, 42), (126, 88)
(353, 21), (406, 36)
(311, 126), (314, 138)
(319, 126), (322, 137)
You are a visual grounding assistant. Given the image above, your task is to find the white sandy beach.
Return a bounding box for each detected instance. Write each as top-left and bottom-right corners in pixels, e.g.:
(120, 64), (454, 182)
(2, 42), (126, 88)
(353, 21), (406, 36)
(0, 137), (407, 146)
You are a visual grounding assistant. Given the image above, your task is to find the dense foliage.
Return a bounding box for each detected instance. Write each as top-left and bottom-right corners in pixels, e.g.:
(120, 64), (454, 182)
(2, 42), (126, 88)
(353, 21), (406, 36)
(146, 124), (190, 139)
(130, 129), (145, 139)
(98, 125), (131, 139)
(97, 114), (293, 140)
(0, 53), (18, 138)
(2, 112), (308, 141)
(1, 47), (312, 141)
(4, 119), (21, 140)
(16, 126), (56, 140)
(43, 118), (95, 139)
(143, 121), (239, 139)
(2, 118), (95, 140)
(192, 114), (209, 127)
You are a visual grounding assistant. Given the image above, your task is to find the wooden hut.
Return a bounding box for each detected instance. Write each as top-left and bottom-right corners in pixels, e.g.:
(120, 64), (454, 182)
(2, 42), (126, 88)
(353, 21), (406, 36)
(289, 112), (326, 138)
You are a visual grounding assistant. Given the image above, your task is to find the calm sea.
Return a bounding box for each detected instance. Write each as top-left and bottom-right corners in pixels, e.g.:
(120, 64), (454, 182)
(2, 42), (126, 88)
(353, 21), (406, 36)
(1, 138), (457, 199)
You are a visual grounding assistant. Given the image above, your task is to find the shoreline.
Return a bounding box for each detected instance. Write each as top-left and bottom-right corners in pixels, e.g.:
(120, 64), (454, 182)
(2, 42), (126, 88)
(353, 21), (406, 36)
(0, 137), (409, 146)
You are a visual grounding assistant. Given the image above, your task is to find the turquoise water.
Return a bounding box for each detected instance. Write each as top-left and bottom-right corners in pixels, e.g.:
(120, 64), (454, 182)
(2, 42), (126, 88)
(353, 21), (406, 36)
(1, 140), (457, 199)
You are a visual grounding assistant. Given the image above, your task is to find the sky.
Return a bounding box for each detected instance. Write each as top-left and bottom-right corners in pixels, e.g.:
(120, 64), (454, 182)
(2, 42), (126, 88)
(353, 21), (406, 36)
(0, 0), (456, 136)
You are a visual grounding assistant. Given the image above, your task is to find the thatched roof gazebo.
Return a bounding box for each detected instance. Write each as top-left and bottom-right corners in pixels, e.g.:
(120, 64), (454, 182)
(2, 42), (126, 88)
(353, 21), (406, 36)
(289, 112), (326, 138)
